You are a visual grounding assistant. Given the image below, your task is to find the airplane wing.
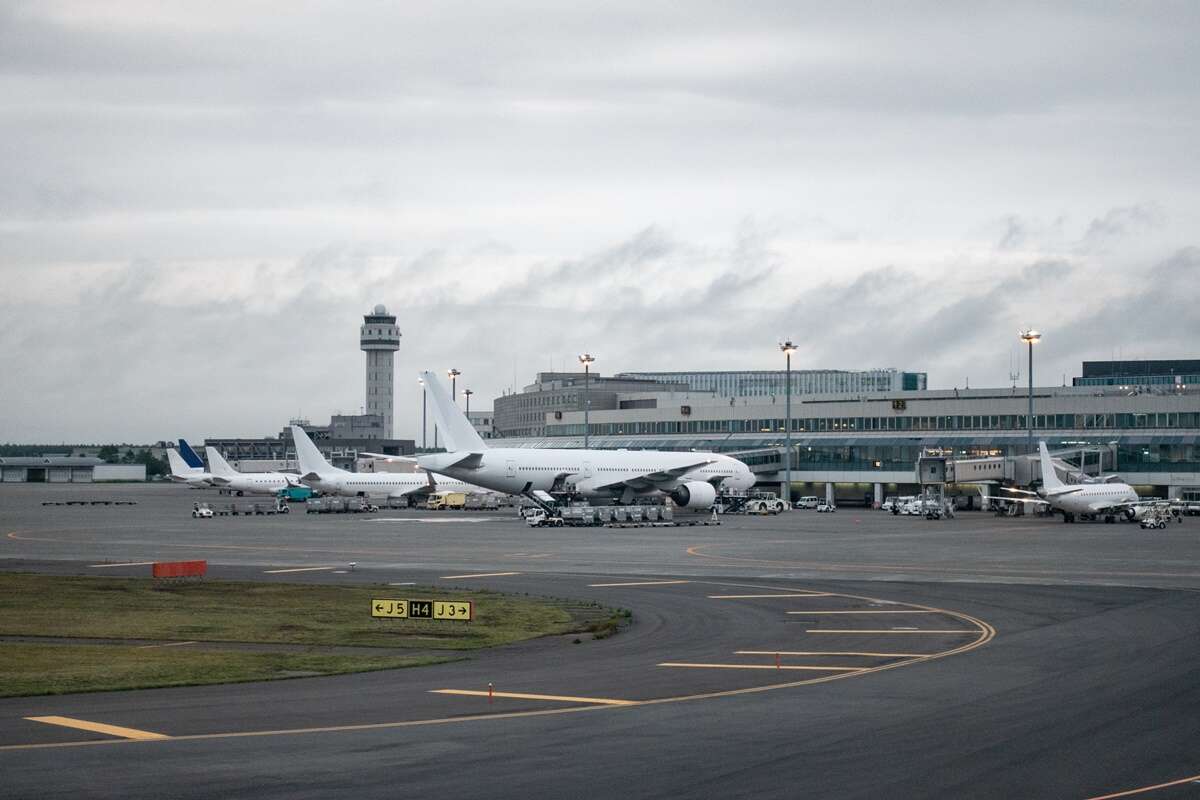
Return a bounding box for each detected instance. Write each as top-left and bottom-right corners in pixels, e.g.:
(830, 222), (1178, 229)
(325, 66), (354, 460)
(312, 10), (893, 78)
(444, 453), (485, 470)
(386, 471), (438, 499)
(359, 452), (418, 463)
(1084, 499), (1143, 515)
(985, 492), (1049, 509)
(588, 459), (718, 492)
(208, 476), (231, 486)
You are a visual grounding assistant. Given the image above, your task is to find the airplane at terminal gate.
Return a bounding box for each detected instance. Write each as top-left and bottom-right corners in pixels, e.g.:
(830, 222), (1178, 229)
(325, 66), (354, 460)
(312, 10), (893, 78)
(999, 442), (1143, 523)
(415, 370), (755, 508)
(290, 425), (487, 502)
(204, 447), (302, 496)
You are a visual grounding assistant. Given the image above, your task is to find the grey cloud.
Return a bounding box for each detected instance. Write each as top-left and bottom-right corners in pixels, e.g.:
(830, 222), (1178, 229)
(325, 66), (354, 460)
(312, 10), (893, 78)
(2, 3), (1199, 441)
(1082, 204), (1166, 249)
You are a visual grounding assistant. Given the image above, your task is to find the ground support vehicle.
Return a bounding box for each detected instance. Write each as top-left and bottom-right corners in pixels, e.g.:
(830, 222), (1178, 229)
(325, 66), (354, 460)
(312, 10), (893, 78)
(816, 502), (836, 513)
(525, 508), (565, 527)
(191, 503), (213, 519)
(428, 491), (467, 510)
(464, 493), (500, 510)
(305, 499), (325, 514)
(1141, 512), (1172, 529)
(746, 493), (786, 514)
(795, 496), (820, 510)
(278, 486), (313, 502)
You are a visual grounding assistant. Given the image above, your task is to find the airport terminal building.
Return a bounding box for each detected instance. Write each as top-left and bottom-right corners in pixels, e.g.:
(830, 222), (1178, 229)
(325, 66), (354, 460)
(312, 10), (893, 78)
(491, 362), (1200, 505)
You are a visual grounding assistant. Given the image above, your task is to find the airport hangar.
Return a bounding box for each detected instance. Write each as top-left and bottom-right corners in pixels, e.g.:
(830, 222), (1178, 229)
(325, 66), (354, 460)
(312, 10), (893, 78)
(488, 361), (1200, 507)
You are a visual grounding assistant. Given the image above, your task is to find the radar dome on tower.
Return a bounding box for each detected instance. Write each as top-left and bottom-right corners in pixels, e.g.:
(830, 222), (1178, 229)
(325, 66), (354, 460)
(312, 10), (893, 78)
(373, 303), (387, 315)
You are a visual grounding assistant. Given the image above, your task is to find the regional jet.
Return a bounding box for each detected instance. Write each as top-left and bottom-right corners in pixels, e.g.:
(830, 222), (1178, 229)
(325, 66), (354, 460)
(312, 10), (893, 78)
(166, 448), (213, 488)
(204, 447), (302, 496)
(999, 442), (1143, 523)
(415, 370), (756, 509)
(290, 425), (486, 502)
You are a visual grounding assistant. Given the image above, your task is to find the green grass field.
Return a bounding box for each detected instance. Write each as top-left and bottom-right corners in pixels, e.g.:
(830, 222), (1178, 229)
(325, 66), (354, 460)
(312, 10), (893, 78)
(0, 573), (614, 696)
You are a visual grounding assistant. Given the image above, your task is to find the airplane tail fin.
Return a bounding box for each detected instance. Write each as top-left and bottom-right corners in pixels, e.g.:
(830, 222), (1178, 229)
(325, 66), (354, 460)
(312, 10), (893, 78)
(205, 446), (238, 477)
(419, 371), (488, 453)
(178, 439), (204, 469)
(1038, 442), (1065, 490)
(291, 425), (342, 476)
(166, 449), (195, 477)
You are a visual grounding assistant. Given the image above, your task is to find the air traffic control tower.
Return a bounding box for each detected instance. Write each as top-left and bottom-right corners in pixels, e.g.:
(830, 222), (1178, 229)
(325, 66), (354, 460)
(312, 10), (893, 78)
(360, 304), (401, 439)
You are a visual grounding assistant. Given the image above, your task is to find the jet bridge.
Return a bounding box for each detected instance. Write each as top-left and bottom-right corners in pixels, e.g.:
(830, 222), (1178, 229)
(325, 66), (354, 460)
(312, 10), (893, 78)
(917, 444), (1120, 508)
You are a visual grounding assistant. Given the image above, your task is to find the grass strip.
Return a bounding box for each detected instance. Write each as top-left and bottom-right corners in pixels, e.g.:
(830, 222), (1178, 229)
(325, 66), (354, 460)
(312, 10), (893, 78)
(0, 643), (456, 697)
(0, 573), (581, 650)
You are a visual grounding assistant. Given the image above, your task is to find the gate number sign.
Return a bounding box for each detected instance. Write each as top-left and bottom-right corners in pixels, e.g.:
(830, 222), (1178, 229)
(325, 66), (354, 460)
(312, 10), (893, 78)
(372, 599), (473, 621)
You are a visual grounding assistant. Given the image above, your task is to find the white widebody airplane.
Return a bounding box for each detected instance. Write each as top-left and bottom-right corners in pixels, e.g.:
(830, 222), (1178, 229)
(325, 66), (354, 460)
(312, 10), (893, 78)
(291, 425), (485, 502)
(1001, 442), (1142, 523)
(415, 370), (756, 508)
(204, 447), (302, 496)
(166, 448), (213, 488)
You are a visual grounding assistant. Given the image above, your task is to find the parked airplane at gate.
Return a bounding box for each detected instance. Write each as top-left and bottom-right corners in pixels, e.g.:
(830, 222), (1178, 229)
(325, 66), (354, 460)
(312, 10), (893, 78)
(415, 370), (756, 508)
(1000, 442), (1142, 523)
(290, 425), (486, 502)
(204, 447), (301, 496)
(166, 448), (212, 488)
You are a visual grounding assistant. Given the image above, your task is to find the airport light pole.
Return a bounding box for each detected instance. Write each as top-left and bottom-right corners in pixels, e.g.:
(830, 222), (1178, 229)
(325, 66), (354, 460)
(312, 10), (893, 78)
(579, 353), (595, 449)
(780, 339), (797, 507)
(1020, 329), (1042, 457)
(463, 388), (473, 417)
(448, 368), (461, 405)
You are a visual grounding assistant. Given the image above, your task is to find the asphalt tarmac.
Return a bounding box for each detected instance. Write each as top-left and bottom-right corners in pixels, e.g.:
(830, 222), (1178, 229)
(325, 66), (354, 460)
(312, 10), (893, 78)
(2, 483), (1199, 799)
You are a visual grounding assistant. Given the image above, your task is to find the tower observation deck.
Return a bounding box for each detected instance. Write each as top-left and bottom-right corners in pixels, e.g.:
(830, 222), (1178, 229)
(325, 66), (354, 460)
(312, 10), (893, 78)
(360, 304), (401, 439)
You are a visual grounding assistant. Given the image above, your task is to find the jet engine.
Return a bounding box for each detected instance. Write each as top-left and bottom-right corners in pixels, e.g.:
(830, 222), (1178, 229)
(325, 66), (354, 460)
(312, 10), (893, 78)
(670, 481), (717, 509)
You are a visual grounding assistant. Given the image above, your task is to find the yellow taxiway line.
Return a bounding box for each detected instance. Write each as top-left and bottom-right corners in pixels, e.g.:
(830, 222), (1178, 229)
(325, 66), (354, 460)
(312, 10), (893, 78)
(807, 629), (980, 634)
(25, 716), (169, 741)
(431, 690), (634, 706)
(439, 571), (522, 579)
(588, 580), (691, 587)
(735, 650), (929, 658)
(136, 641), (197, 650)
(88, 562), (157, 568)
(787, 610), (940, 615)
(708, 593), (832, 599)
(1085, 771), (1200, 799)
(658, 663), (863, 672)
(262, 566), (335, 574)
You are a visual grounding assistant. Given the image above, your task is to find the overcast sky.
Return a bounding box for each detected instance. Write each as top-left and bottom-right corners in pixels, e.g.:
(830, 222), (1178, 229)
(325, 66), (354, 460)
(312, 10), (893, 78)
(2, 1), (1198, 443)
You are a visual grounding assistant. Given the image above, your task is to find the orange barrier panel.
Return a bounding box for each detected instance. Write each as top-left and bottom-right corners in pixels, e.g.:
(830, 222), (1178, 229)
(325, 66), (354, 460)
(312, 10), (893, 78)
(152, 560), (207, 579)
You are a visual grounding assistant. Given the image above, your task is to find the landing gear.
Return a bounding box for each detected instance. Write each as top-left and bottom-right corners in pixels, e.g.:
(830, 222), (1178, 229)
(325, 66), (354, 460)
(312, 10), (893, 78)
(1062, 512), (1076, 524)
(1104, 515), (1115, 524)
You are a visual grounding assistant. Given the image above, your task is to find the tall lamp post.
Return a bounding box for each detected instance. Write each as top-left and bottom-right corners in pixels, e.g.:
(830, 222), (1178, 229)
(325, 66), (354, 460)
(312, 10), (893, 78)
(780, 340), (797, 507)
(1019, 329), (1042, 457)
(463, 388), (473, 417)
(448, 368), (461, 404)
(418, 378), (427, 450)
(578, 353), (595, 449)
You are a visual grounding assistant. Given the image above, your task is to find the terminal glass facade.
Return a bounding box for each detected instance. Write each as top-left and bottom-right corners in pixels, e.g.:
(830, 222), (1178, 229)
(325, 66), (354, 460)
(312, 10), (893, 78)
(616, 369), (927, 397)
